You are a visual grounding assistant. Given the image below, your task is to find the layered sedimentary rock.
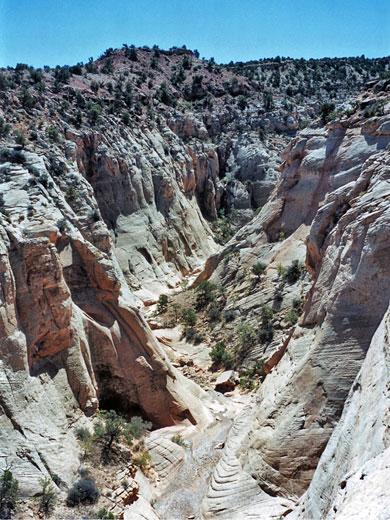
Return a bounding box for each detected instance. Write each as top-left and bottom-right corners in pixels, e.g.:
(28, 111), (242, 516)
(289, 305), (390, 518)
(201, 100), (390, 515)
(0, 150), (210, 494)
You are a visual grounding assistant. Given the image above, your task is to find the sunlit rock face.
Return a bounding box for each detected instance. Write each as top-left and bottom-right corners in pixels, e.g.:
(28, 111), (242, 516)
(200, 100), (390, 515)
(0, 150), (210, 494)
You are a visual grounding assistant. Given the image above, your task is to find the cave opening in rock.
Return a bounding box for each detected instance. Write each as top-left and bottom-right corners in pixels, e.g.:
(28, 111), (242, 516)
(98, 388), (152, 425)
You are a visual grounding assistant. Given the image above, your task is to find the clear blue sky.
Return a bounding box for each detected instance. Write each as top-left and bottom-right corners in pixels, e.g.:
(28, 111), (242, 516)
(0, 0), (389, 68)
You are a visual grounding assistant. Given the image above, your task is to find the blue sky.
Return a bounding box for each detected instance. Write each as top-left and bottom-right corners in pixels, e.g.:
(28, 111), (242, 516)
(0, 0), (389, 68)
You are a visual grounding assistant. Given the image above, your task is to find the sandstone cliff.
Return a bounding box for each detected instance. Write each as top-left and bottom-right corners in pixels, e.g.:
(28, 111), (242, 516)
(200, 88), (390, 517)
(0, 149), (211, 495)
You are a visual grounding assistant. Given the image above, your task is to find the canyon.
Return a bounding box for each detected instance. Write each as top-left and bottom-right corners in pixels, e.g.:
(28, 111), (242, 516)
(0, 47), (390, 519)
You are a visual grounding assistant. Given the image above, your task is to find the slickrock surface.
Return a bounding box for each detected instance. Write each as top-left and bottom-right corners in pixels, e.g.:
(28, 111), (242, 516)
(199, 92), (390, 514)
(0, 150), (210, 494)
(289, 306), (390, 519)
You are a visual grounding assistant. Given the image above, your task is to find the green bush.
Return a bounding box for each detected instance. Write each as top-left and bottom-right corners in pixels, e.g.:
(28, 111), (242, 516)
(66, 479), (99, 507)
(133, 452), (152, 469)
(157, 294), (169, 313)
(196, 280), (218, 306)
(46, 126), (60, 142)
(34, 477), (57, 516)
(65, 185), (78, 201)
(101, 58), (114, 74)
(171, 434), (186, 447)
(14, 131), (26, 147)
(181, 308), (196, 327)
(260, 304), (273, 327)
(320, 102), (336, 123)
(94, 410), (151, 450)
(284, 260), (303, 284)
(210, 341), (233, 367)
(184, 327), (196, 342)
(276, 263), (286, 277)
(0, 467), (18, 517)
(223, 309), (235, 322)
(97, 508), (115, 519)
(54, 66), (71, 84)
(236, 323), (257, 352)
(207, 302), (221, 322)
(0, 117), (11, 137)
(155, 82), (176, 107)
(258, 326), (273, 344)
(87, 104), (102, 125)
(287, 310), (299, 325)
(251, 261), (266, 279)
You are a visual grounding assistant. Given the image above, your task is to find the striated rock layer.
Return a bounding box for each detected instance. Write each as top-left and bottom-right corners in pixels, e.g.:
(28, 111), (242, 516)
(289, 305), (390, 519)
(0, 150), (210, 494)
(201, 96), (390, 515)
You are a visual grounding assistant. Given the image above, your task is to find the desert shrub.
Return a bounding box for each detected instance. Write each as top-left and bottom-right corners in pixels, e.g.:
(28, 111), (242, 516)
(87, 104), (102, 125)
(88, 208), (101, 222)
(258, 326), (273, 344)
(69, 63), (83, 75)
(263, 90), (274, 110)
(85, 57), (97, 73)
(54, 66), (71, 84)
(19, 87), (36, 110)
(184, 327), (196, 342)
(363, 101), (385, 118)
(236, 323), (257, 352)
(0, 148), (25, 164)
(0, 73), (8, 91)
(97, 508), (115, 519)
(157, 294), (169, 313)
(94, 410), (151, 450)
(251, 261), (266, 279)
(223, 309), (235, 322)
(287, 309), (299, 325)
(121, 111), (130, 125)
(171, 434), (186, 447)
(14, 131), (26, 147)
(65, 185), (78, 201)
(181, 308), (196, 327)
(237, 95), (247, 110)
(0, 118), (11, 137)
(127, 416), (152, 439)
(90, 80), (99, 93)
(196, 280), (218, 306)
(284, 260), (303, 284)
(276, 263), (286, 277)
(0, 467), (18, 517)
(66, 479), (99, 507)
(133, 452), (152, 469)
(34, 477), (57, 516)
(75, 427), (91, 441)
(101, 58), (114, 74)
(210, 341), (233, 367)
(207, 302), (221, 322)
(320, 102), (336, 123)
(239, 369), (257, 390)
(169, 303), (181, 323)
(56, 219), (68, 233)
(260, 304), (273, 327)
(155, 83), (176, 107)
(46, 126), (60, 142)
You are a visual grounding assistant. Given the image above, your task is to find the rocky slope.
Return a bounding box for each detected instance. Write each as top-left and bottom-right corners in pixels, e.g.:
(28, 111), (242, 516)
(196, 83), (390, 517)
(0, 147), (214, 497)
